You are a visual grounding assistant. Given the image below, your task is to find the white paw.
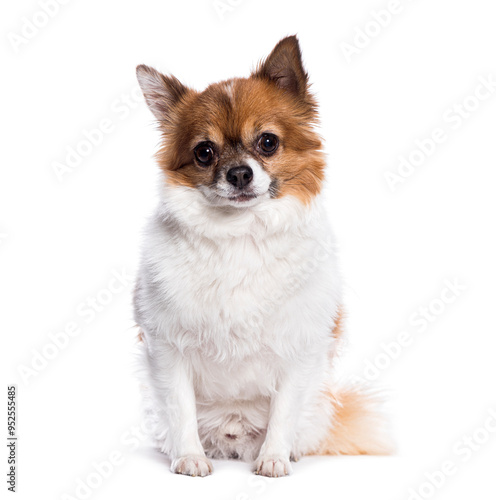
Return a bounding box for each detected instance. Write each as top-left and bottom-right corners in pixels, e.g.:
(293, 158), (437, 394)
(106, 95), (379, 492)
(171, 455), (213, 477)
(254, 455), (293, 477)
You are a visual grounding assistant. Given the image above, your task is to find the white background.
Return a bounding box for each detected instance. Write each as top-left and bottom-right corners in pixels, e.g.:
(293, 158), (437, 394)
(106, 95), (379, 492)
(2, 0), (496, 499)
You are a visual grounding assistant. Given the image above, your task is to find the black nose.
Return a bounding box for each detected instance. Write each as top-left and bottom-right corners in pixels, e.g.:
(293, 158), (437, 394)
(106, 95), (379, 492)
(226, 166), (253, 189)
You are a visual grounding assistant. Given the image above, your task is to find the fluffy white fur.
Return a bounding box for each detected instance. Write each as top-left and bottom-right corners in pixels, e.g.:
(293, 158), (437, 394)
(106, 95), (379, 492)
(134, 178), (344, 477)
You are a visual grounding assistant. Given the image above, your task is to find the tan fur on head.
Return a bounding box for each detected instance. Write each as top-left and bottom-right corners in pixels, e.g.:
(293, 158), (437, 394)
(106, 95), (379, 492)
(136, 36), (325, 206)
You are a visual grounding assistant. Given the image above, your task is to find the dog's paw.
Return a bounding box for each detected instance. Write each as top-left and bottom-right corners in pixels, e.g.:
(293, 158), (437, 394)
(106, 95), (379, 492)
(254, 455), (292, 477)
(171, 455), (213, 477)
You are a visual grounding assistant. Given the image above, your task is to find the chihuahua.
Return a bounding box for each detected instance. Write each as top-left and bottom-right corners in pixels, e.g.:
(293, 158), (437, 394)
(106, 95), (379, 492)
(134, 36), (391, 477)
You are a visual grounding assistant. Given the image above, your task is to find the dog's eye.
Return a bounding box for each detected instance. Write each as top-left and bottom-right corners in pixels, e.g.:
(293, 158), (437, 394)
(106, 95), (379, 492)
(258, 133), (279, 155)
(194, 143), (215, 166)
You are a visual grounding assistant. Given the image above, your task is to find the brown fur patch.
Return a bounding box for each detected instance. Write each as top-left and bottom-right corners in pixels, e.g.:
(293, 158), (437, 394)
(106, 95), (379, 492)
(331, 307), (345, 341)
(138, 36), (325, 205)
(309, 386), (394, 456)
(155, 77), (325, 205)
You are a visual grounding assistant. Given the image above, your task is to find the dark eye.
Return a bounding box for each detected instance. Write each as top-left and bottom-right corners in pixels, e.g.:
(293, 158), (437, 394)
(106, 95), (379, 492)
(258, 133), (279, 155)
(194, 143), (215, 166)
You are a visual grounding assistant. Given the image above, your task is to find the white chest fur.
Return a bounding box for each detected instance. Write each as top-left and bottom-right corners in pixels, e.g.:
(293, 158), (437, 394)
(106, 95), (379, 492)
(136, 187), (341, 363)
(134, 186), (343, 461)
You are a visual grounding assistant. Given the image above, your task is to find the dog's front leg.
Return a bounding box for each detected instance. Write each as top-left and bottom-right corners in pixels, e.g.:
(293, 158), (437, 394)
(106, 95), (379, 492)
(146, 344), (212, 477)
(254, 367), (309, 477)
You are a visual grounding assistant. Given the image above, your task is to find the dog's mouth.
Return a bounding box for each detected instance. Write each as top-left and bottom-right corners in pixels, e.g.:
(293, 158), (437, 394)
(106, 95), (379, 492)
(199, 185), (269, 208)
(228, 193), (258, 203)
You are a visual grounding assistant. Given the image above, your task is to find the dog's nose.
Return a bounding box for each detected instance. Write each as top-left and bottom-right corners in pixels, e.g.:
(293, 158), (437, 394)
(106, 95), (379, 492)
(226, 166), (253, 189)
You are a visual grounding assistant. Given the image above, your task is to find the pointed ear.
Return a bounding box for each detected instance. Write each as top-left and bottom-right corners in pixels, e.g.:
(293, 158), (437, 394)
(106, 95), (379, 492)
(136, 64), (189, 122)
(253, 35), (309, 95)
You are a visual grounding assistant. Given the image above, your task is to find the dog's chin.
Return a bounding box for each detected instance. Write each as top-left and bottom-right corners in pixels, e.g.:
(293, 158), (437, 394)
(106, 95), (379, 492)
(199, 187), (269, 208)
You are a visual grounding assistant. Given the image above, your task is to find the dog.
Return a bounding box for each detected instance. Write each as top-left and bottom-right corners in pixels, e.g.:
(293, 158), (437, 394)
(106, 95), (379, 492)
(134, 35), (392, 477)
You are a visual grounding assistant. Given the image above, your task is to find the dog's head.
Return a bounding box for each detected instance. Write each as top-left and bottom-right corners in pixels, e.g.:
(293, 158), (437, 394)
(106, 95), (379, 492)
(137, 36), (325, 208)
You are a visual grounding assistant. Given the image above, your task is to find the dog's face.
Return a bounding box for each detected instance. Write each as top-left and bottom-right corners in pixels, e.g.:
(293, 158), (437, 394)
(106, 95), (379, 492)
(137, 36), (325, 207)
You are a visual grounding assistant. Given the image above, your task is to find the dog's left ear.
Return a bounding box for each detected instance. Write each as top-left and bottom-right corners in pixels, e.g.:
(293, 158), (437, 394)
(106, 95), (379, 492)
(253, 35), (309, 96)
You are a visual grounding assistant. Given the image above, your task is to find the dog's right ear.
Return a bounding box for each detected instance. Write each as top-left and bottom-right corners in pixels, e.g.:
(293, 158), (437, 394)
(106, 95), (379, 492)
(136, 65), (189, 123)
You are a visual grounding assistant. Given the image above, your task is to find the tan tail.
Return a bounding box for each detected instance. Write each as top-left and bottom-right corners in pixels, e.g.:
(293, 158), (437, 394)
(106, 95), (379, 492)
(313, 384), (395, 456)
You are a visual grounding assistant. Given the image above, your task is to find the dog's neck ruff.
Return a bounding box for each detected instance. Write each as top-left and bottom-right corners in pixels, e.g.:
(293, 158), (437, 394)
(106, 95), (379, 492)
(157, 181), (321, 241)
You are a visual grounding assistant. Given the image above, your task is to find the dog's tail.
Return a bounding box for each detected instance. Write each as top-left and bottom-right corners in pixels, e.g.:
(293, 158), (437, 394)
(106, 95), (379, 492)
(312, 383), (395, 456)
